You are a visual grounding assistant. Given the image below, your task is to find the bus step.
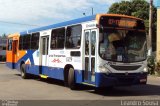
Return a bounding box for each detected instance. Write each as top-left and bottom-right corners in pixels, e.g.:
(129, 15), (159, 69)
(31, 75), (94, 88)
(40, 74), (48, 79)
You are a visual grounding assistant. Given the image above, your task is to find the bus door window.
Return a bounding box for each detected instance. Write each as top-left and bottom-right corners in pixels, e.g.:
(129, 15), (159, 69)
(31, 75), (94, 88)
(91, 31), (96, 55)
(8, 39), (13, 51)
(85, 31), (90, 80)
(13, 41), (18, 54)
(91, 31), (96, 75)
(42, 37), (49, 55)
(84, 30), (96, 82)
(85, 32), (89, 55)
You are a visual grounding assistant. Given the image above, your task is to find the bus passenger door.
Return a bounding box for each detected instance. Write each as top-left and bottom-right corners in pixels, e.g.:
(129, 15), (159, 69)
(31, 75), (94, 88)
(7, 39), (18, 69)
(12, 40), (18, 68)
(39, 36), (49, 75)
(84, 29), (97, 84)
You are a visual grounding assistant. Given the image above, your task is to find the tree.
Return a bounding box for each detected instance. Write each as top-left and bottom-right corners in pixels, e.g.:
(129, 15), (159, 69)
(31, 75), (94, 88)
(2, 33), (6, 37)
(108, 0), (157, 51)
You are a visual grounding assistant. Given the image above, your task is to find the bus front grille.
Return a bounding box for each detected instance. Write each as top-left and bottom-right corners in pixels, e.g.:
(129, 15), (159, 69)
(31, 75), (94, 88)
(110, 65), (141, 71)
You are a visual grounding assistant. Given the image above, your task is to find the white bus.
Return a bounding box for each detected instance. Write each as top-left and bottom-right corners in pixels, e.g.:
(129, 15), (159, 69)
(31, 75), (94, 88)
(6, 14), (148, 89)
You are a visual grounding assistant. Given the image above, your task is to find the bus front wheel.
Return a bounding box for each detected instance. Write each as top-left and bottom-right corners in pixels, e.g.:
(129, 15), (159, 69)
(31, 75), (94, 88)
(68, 67), (76, 90)
(20, 64), (29, 79)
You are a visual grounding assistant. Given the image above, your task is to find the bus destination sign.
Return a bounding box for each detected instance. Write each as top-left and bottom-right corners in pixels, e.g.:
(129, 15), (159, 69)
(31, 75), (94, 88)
(99, 16), (145, 30)
(108, 19), (137, 28)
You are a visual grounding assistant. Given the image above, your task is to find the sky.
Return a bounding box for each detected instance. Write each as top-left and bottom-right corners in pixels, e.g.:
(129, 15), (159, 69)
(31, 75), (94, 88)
(0, 0), (153, 36)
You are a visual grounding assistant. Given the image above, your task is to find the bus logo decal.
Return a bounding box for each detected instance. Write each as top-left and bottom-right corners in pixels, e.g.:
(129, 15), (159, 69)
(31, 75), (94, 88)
(52, 59), (62, 63)
(25, 58), (31, 65)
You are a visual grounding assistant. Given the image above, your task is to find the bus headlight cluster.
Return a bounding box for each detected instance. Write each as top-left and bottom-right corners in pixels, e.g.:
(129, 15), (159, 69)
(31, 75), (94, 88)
(143, 67), (148, 72)
(99, 66), (111, 74)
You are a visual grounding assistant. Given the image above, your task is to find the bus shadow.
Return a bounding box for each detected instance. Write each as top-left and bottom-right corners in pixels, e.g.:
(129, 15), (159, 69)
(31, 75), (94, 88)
(14, 74), (93, 90)
(37, 78), (65, 86)
(15, 74), (21, 77)
(88, 84), (160, 97)
(36, 77), (160, 97)
(36, 78), (94, 90)
(15, 74), (40, 79)
(14, 74), (160, 97)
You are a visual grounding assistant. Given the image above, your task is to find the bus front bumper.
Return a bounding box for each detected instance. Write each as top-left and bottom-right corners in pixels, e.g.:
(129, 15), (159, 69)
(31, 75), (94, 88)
(95, 72), (148, 87)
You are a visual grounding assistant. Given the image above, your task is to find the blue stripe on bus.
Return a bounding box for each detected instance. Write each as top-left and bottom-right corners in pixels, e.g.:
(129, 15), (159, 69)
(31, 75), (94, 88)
(95, 72), (148, 87)
(25, 64), (147, 87)
(6, 62), (15, 69)
(7, 61), (147, 87)
(25, 64), (39, 75)
(20, 15), (96, 35)
(25, 65), (83, 83)
(20, 31), (28, 35)
(25, 65), (147, 87)
(6, 62), (19, 69)
(17, 50), (35, 65)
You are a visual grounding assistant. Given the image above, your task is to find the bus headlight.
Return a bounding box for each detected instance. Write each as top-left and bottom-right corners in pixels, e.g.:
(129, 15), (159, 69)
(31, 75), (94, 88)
(143, 67), (148, 72)
(99, 66), (111, 74)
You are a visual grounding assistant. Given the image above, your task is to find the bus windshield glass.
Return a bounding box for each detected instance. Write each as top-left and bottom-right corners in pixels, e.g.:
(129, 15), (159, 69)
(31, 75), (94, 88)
(99, 16), (147, 62)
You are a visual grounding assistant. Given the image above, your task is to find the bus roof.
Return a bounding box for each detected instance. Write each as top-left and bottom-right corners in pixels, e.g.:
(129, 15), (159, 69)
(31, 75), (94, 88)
(20, 14), (143, 35)
(96, 14), (143, 22)
(8, 33), (20, 38)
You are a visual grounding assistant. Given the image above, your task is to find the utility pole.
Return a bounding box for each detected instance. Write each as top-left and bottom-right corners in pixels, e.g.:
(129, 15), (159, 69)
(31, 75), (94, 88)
(83, 13), (86, 16)
(91, 7), (93, 15)
(148, 0), (153, 56)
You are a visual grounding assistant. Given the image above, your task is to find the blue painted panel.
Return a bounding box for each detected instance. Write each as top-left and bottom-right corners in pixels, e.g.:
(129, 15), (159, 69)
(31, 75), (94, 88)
(44, 67), (64, 80)
(24, 64), (83, 83)
(26, 64), (39, 75)
(20, 31), (28, 35)
(75, 70), (83, 83)
(15, 50), (36, 73)
(17, 50), (35, 66)
(8, 59), (148, 87)
(6, 62), (15, 69)
(16, 60), (23, 72)
(42, 67), (83, 83)
(95, 73), (147, 87)
(6, 62), (19, 69)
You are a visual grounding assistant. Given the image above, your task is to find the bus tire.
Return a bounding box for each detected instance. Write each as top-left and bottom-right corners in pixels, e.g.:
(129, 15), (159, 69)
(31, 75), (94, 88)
(21, 64), (29, 79)
(68, 67), (76, 90)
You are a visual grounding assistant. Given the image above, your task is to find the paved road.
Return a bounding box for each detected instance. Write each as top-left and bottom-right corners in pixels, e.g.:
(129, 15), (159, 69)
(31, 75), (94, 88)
(0, 63), (160, 100)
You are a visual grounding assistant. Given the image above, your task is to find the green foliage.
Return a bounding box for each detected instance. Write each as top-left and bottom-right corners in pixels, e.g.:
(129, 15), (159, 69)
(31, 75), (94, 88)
(1, 33), (7, 37)
(108, 0), (157, 51)
(147, 56), (155, 75)
(155, 61), (160, 76)
(147, 56), (160, 76)
(108, 0), (156, 22)
(0, 56), (6, 62)
(108, 1), (132, 15)
(2, 33), (6, 36)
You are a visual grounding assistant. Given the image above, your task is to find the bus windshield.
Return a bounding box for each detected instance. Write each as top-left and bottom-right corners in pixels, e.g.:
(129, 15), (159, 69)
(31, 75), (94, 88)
(99, 17), (147, 62)
(99, 16), (147, 62)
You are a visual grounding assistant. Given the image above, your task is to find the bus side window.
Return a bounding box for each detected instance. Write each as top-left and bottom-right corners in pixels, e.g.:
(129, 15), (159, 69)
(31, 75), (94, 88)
(31, 33), (40, 50)
(19, 36), (23, 50)
(51, 28), (65, 49)
(66, 25), (82, 49)
(8, 39), (12, 51)
(23, 34), (31, 50)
